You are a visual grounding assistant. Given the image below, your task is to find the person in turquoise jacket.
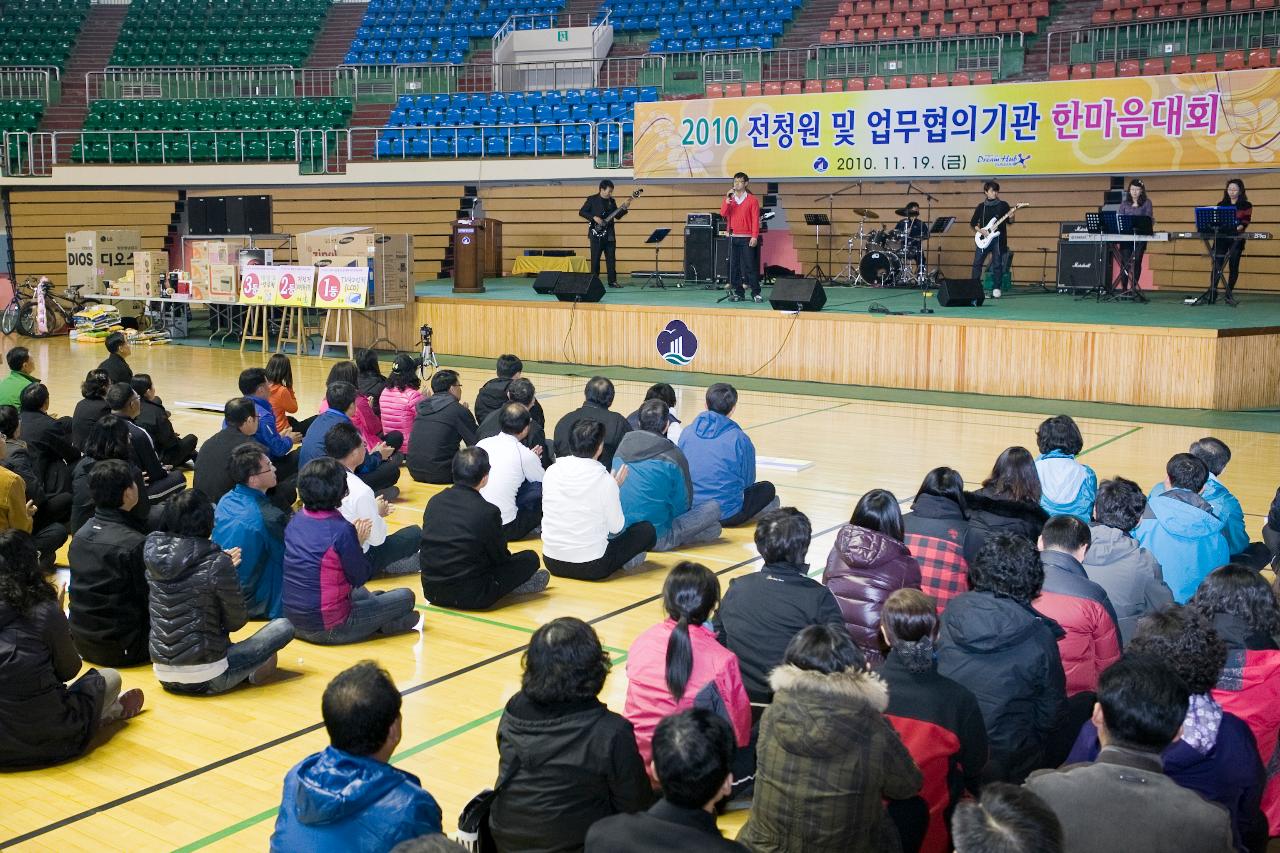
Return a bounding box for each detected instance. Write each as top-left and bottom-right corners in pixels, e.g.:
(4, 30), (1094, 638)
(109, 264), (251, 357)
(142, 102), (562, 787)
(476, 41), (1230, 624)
(1135, 453), (1229, 603)
(1151, 438), (1261, 566)
(677, 383), (778, 527)
(1032, 415), (1097, 523)
(213, 445), (288, 620)
(271, 662), (442, 853)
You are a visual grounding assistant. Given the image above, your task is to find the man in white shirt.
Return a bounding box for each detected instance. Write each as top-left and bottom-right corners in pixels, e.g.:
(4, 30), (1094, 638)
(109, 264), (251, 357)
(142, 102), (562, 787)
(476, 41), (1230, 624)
(476, 403), (544, 541)
(324, 422), (421, 576)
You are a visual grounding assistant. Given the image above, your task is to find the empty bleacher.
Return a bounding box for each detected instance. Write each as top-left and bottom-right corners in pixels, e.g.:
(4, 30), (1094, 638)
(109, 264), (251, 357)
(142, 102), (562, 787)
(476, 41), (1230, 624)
(0, 0), (91, 71)
(608, 0), (799, 52)
(110, 0), (330, 66)
(815, 0), (1048, 45)
(345, 0), (567, 65)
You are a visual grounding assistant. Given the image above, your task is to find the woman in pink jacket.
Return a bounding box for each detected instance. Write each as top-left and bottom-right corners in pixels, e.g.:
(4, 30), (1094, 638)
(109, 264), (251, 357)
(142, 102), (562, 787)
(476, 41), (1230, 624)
(317, 361), (394, 452)
(377, 355), (423, 454)
(623, 562), (752, 773)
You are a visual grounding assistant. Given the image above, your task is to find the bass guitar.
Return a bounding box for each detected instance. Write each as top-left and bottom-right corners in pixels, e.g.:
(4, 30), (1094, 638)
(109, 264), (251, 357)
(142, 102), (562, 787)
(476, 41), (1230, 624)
(589, 188), (643, 240)
(974, 202), (1029, 250)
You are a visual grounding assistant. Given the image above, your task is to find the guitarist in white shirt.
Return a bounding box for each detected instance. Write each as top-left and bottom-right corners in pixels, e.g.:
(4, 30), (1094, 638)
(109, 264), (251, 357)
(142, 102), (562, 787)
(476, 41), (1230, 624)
(970, 180), (1013, 294)
(579, 179), (631, 289)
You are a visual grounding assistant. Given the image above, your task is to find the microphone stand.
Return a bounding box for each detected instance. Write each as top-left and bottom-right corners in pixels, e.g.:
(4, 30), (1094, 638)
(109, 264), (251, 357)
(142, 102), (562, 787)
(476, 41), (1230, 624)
(717, 212), (735, 303)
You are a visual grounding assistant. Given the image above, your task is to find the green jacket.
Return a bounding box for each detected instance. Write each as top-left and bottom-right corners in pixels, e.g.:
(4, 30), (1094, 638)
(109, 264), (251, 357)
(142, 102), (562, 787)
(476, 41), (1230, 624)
(0, 371), (35, 409)
(740, 665), (923, 853)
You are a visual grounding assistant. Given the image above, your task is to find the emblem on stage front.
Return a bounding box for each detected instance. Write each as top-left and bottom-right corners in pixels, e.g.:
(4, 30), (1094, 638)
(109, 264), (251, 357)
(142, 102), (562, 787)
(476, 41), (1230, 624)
(657, 320), (698, 366)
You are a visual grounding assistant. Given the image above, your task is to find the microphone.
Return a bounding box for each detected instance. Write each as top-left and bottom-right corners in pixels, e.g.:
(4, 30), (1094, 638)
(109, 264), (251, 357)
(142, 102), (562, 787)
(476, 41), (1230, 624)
(726, 188), (735, 201)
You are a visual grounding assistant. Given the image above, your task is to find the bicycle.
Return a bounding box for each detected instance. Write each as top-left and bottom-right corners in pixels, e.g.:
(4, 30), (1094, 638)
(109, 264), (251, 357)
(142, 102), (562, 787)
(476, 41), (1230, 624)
(1, 277), (94, 337)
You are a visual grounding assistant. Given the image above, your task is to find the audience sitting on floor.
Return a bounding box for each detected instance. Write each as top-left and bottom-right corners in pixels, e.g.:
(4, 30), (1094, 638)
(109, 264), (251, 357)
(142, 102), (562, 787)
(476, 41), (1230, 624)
(325, 422), (420, 577)
(878, 588), (988, 853)
(213, 444), (289, 621)
(678, 382), (778, 527)
(1136, 452), (1229, 603)
(903, 466), (979, 612)
(20, 381), (79, 499)
(105, 381), (185, 502)
(407, 369), (478, 485)
(623, 562), (751, 769)
(0, 346), (37, 409)
(950, 783), (1063, 853)
(542, 419), (655, 581)
(67, 459), (151, 667)
(554, 376), (632, 470)
(717, 507), (845, 704)
(1067, 605), (1266, 853)
(823, 488), (921, 667)
(937, 532), (1067, 783)
(586, 709), (746, 852)
(1083, 476), (1173, 644)
(378, 355), (423, 454)
(238, 367), (302, 482)
(0, 530), (144, 769)
(1034, 415), (1097, 523)
(1157, 436), (1271, 568)
(626, 382), (684, 446)
(303, 381), (401, 494)
(130, 374), (197, 469)
(144, 490), (294, 695)
(613, 398), (721, 552)
(195, 397), (264, 506)
(1026, 656), (1235, 853)
(476, 403), (544, 542)
(271, 661), (443, 851)
(98, 332), (133, 385)
(265, 353), (300, 436)
(477, 376), (553, 465)
(70, 415), (152, 533)
(739, 623), (923, 853)
(70, 369), (111, 452)
(488, 617), (652, 853)
(418, 447), (547, 610)
(283, 457), (418, 645)
(0, 436), (63, 573)
(355, 349), (388, 416)
(965, 446), (1049, 553)
(321, 360), (402, 456)
(1035, 515), (1121, 696)
(0, 405), (70, 568)
(474, 354), (544, 427)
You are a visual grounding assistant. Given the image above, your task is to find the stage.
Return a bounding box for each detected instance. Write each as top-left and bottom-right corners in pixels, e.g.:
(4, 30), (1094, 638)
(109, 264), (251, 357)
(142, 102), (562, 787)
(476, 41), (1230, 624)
(409, 277), (1280, 411)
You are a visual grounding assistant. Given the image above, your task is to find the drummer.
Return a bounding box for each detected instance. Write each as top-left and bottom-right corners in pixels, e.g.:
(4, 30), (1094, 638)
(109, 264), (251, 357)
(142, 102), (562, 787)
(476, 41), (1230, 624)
(894, 202), (929, 260)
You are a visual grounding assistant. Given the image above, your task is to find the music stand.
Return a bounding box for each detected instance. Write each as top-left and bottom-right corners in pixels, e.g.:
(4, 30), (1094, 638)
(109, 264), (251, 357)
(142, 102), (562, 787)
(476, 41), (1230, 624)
(927, 216), (954, 285)
(1195, 206), (1238, 235)
(638, 228), (676, 290)
(804, 213), (831, 281)
(1186, 207), (1241, 306)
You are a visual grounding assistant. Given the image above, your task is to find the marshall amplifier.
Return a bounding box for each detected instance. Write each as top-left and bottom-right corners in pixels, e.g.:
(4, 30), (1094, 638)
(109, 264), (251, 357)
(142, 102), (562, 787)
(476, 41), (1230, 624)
(1056, 241), (1105, 293)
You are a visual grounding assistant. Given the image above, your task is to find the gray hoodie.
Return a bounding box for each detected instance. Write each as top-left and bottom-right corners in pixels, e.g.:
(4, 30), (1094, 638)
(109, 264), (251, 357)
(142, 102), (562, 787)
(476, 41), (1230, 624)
(1082, 523), (1173, 644)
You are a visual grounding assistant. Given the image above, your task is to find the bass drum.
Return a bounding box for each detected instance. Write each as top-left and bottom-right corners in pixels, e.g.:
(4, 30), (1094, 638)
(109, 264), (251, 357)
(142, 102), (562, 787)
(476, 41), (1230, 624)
(858, 251), (902, 287)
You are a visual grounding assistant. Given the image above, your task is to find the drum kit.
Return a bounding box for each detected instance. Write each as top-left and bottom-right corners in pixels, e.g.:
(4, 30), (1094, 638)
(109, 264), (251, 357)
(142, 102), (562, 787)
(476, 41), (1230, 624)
(834, 207), (943, 288)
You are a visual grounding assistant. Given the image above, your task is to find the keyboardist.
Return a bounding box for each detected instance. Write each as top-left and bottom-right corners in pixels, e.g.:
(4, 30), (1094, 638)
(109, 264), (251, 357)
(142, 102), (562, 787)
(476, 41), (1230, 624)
(1212, 178), (1253, 306)
(1117, 178), (1152, 294)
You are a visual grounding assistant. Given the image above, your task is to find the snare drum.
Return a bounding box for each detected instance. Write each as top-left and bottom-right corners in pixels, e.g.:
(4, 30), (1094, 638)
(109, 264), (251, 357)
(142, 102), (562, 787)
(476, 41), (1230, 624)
(858, 251), (901, 287)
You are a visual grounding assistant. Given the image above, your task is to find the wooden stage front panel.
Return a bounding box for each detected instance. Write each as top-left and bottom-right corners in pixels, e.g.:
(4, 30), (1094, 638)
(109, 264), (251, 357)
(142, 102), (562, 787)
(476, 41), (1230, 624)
(412, 297), (1280, 411)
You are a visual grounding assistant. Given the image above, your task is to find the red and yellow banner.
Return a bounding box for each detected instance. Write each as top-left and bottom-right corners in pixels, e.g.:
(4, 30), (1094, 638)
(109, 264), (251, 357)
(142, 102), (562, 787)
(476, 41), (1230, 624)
(632, 68), (1280, 179)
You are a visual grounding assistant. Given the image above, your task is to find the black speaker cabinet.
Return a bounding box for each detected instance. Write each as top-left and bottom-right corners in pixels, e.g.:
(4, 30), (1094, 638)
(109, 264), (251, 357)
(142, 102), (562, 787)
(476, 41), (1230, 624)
(187, 194), (272, 236)
(553, 272), (605, 303)
(937, 278), (985, 307)
(769, 278), (827, 311)
(532, 270), (559, 294)
(683, 225), (728, 282)
(1056, 242), (1105, 293)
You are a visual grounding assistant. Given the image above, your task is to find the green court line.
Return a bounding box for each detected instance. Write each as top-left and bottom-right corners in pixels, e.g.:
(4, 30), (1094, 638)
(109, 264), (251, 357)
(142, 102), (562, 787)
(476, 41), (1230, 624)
(1078, 426), (1144, 457)
(171, 808), (279, 853)
(417, 604), (536, 634)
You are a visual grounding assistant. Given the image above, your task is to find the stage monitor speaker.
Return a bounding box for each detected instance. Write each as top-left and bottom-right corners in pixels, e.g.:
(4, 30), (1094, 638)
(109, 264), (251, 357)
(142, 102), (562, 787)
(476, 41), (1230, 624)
(533, 270), (559, 294)
(553, 273), (605, 303)
(226, 196), (247, 235)
(683, 225), (713, 282)
(1056, 242), (1105, 293)
(769, 277), (827, 311)
(937, 278), (985, 307)
(187, 197), (208, 235)
(243, 195), (272, 234)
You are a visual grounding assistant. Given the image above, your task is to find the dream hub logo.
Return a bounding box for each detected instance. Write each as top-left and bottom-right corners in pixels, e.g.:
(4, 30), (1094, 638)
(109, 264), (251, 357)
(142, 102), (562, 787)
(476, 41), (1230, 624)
(656, 320), (698, 366)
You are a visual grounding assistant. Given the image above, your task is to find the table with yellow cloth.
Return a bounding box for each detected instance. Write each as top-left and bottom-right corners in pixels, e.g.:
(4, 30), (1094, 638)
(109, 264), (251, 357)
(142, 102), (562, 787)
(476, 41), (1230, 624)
(511, 255), (589, 275)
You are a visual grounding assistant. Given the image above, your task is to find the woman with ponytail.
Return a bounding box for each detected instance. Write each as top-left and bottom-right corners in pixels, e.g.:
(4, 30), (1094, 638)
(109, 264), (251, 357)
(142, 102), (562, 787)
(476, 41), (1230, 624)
(879, 589), (989, 853)
(623, 561), (752, 766)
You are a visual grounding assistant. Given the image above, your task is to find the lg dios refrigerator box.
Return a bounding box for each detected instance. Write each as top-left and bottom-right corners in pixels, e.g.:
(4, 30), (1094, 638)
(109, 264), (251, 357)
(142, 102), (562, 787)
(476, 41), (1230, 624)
(66, 230), (141, 292)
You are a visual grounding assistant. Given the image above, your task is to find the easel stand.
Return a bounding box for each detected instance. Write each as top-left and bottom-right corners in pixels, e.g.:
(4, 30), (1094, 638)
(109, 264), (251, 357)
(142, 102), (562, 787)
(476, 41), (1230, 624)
(240, 304), (270, 353)
(276, 306), (314, 355)
(320, 308), (355, 359)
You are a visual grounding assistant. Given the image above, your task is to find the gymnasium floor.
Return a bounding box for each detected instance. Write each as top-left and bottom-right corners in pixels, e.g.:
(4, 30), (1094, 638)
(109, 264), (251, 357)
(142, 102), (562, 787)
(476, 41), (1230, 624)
(1, 337), (1278, 851)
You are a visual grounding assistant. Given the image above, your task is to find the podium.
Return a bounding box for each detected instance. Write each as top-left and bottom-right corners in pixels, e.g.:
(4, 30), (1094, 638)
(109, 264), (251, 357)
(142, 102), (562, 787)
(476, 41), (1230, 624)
(453, 217), (502, 293)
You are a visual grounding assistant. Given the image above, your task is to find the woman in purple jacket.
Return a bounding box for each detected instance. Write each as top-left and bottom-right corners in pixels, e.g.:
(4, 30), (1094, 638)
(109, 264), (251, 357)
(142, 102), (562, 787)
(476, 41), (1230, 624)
(283, 457), (418, 645)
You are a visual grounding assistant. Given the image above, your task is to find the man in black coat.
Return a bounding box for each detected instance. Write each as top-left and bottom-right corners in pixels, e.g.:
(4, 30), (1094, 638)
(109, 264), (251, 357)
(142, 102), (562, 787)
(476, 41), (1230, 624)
(477, 376), (553, 467)
(473, 354), (546, 427)
(0, 404), (72, 539)
(97, 331), (133, 385)
(67, 459), (150, 667)
(419, 447), (545, 609)
(106, 382), (185, 503)
(407, 369), (478, 484)
(18, 382), (79, 498)
(131, 374), (197, 468)
(553, 376), (631, 470)
(586, 710), (746, 852)
(193, 396), (298, 511)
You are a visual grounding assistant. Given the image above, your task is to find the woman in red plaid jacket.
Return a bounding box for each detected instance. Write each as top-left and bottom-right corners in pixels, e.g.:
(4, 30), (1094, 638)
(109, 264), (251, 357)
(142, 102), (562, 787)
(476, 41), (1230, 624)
(903, 468), (983, 613)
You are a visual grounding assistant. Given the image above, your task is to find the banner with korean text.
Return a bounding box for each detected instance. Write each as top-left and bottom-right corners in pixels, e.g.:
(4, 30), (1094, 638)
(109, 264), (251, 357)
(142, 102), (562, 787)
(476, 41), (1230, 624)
(314, 266), (369, 309)
(632, 68), (1279, 180)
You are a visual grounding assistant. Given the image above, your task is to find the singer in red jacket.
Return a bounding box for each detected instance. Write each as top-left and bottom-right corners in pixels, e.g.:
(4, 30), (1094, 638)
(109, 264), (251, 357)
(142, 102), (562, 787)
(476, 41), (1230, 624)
(719, 172), (761, 301)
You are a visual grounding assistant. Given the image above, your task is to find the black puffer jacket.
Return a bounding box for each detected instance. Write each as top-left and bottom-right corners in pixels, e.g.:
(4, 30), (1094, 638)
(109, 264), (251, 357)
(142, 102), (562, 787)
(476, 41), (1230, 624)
(67, 508), (150, 667)
(964, 489), (1049, 555)
(144, 533), (246, 667)
(822, 524), (921, 666)
(407, 392), (478, 484)
(474, 377), (547, 427)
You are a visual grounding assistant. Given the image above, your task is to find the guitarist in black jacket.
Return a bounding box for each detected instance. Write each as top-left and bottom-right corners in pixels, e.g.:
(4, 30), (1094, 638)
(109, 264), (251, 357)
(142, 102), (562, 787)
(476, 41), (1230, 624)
(970, 180), (1013, 292)
(579, 179), (631, 289)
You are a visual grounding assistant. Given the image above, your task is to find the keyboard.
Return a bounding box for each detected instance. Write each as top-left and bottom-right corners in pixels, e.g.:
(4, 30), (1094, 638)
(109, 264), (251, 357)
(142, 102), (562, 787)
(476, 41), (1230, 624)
(1065, 233), (1170, 242)
(1173, 231), (1272, 240)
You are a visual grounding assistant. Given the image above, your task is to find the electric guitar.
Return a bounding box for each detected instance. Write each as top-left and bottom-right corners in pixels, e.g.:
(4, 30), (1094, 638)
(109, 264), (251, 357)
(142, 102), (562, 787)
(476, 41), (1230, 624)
(589, 188), (643, 239)
(974, 202), (1029, 250)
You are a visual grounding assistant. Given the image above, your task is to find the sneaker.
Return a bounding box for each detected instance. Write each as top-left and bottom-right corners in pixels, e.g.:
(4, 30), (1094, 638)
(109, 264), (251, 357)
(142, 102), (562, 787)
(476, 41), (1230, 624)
(607, 281), (623, 289)
(509, 568), (550, 596)
(622, 552), (648, 571)
(752, 294), (763, 302)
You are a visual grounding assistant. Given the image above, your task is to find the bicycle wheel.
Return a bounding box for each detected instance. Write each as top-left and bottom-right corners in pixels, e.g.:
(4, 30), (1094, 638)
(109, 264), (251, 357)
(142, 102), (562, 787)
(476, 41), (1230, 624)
(16, 302), (41, 337)
(0, 299), (18, 335)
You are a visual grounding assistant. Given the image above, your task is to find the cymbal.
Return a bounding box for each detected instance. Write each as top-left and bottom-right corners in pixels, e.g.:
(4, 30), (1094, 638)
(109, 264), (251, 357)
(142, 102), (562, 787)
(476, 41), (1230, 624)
(894, 207), (914, 217)
(852, 208), (879, 219)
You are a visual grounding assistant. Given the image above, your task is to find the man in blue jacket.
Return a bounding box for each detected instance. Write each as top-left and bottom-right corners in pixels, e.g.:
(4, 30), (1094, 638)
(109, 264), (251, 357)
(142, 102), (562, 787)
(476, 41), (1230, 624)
(613, 399), (721, 551)
(678, 383), (778, 526)
(1135, 453), (1228, 603)
(213, 444), (288, 620)
(301, 381), (400, 494)
(238, 367), (301, 481)
(271, 661), (443, 852)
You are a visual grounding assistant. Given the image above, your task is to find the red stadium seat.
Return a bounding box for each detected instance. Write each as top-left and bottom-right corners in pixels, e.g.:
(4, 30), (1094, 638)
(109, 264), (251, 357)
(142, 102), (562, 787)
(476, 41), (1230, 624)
(783, 79), (803, 95)
(1011, 3), (1029, 15)
(1194, 53), (1217, 71)
(820, 30), (838, 43)
(978, 19), (997, 31)
(951, 71), (971, 85)
(1142, 58), (1165, 74)
(764, 81), (783, 94)
(836, 27), (856, 41)
(867, 76), (887, 89)
(1157, 3), (1179, 15)
(824, 78), (845, 91)
(911, 0), (929, 9)
(857, 27), (876, 40)
(885, 10), (902, 23)
(705, 83), (723, 98)
(918, 23), (937, 36)
(930, 73), (950, 86)
(1257, 0), (1277, 8)
(974, 70), (993, 84)
(1180, 1), (1202, 12)
(723, 82), (743, 97)
(929, 0), (945, 9)
(1092, 9), (1113, 21)
(1223, 49), (1245, 69)
(1169, 54), (1192, 73)
(877, 25), (896, 37)
(970, 5), (989, 18)
(867, 12), (884, 25)
(874, 0), (891, 11)
(856, 0), (873, 12)
(997, 17), (1017, 30)
(1018, 16), (1038, 32)
(1031, 0), (1049, 14)
(939, 21), (957, 33)
(1118, 59), (1141, 75)
(888, 75), (908, 88)
(837, 0), (854, 13)
(1229, 0), (1251, 9)
(959, 20), (978, 32)
(1249, 48), (1271, 67)
(893, 0), (910, 10)
(744, 82), (762, 96)
(803, 79), (823, 93)
(995, 4), (1012, 17)
(910, 74), (929, 87)
(1205, 0), (1227, 10)
(905, 11), (922, 23)
(951, 6), (970, 20)
(846, 77), (866, 90)
(1094, 60), (1116, 77)
(1136, 5), (1155, 17)
(1072, 63), (1094, 78)
(1112, 7), (1134, 18)
(828, 15), (847, 28)
(1049, 64), (1070, 80)
(897, 25), (915, 36)
(927, 9), (946, 21)
(848, 13), (865, 25)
